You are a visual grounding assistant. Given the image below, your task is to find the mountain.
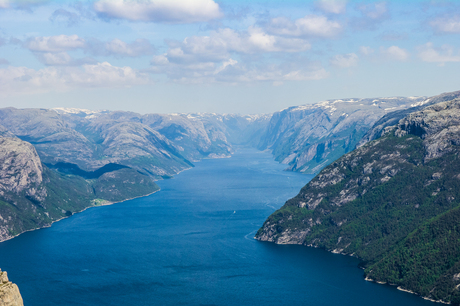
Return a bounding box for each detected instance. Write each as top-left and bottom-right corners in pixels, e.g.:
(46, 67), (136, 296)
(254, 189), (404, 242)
(257, 96), (427, 174)
(0, 269), (23, 306)
(0, 108), (193, 179)
(0, 131), (159, 242)
(255, 93), (460, 304)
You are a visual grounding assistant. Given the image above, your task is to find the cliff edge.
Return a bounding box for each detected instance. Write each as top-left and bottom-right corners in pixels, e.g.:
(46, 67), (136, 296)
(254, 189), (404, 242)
(0, 270), (23, 306)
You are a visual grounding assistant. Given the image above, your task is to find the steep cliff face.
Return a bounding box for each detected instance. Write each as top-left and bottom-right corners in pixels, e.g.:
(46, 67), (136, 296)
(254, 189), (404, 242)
(0, 270), (23, 306)
(256, 97), (460, 304)
(258, 97), (426, 174)
(0, 135), (46, 203)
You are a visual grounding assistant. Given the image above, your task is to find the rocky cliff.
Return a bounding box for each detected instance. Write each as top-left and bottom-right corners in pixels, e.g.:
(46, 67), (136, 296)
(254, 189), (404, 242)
(256, 96), (460, 304)
(257, 96), (427, 174)
(358, 90), (460, 147)
(0, 269), (23, 306)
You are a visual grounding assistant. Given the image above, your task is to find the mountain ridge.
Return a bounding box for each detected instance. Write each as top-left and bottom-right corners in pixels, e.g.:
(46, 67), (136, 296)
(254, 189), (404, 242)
(255, 91), (460, 304)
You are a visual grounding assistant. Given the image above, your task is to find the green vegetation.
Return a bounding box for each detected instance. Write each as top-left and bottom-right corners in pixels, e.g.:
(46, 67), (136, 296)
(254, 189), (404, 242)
(257, 131), (460, 304)
(0, 166), (159, 241)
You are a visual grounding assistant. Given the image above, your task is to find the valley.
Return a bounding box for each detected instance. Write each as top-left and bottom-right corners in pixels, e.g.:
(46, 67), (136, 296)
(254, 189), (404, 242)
(1, 90), (460, 305)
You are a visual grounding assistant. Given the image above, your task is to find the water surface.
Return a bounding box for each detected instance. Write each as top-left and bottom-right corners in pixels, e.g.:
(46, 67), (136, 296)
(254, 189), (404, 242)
(0, 149), (432, 305)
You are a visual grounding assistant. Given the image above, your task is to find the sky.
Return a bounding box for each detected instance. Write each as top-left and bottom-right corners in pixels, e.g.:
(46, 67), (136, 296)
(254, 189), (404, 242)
(0, 0), (459, 114)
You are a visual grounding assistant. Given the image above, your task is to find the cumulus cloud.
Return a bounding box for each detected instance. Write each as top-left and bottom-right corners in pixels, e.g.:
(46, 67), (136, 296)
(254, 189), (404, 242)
(94, 0), (222, 23)
(26, 35), (86, 52)
(315, 0), (347, 14)
(161, 27), (310, 65)
(429, 16), (460, 34)
(330, 53), (358, 68)
(381, 46), (409, 61)
(418, 43), (460, 64)
(0, 62), (150, 96)
(267, 15), (343, 38)
(147, 24), (319, 84)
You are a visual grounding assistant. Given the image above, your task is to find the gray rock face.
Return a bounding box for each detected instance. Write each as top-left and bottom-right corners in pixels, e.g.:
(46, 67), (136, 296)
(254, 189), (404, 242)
(0, 135), (46, 203)
(258, 96), (426, 174)
(358, 90), (460, 147)
(395, 98), (460, 161)
(0, 270), (23, 306)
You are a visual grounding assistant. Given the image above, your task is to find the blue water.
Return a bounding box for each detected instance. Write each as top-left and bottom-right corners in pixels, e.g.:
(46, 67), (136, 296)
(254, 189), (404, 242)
(0, 148), (432, 305)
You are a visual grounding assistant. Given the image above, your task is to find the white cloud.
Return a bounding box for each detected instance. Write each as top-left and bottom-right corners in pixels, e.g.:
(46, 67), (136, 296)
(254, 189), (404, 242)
(0, 0), (49, 10)
(359, 46), (374, 56)
(26, 35), (86, 52)
(214, 58), (237, 74)
(330, 53), (358, 68)
(381, 46), (409, 61)
(0, 62), (149, 96)
(418, 43), (460, 64)
(104, 38), (155, 57)
(94, 0), (222, 23)
(24, 35), (155, 62)
(163, 27), (310, 65)
(267, 15), (342, 38)
(38, 52), (73, 65)
(315, 0), (347, 14)
(430, 16), (460, 34)
(0, 0), (9, 8)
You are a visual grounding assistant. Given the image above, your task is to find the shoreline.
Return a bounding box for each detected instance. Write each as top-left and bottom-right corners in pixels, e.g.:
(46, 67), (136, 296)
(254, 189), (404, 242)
(0, 189), (160, 244)
(262, 238), (448, 305)
(364, 275), (449, 304)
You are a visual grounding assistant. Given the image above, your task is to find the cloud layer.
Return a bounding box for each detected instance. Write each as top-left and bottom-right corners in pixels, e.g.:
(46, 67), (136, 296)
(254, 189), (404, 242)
(0, 62), (149, 95)
(94, 0), (222, 23)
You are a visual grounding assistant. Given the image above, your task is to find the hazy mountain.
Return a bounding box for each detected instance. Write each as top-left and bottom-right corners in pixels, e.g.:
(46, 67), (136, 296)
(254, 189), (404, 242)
(255, 94), (460, 304)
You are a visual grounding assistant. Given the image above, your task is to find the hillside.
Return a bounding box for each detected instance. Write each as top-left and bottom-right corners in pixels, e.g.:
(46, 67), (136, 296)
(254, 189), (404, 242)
(0, 132), (159, 242)
(256, 96), (460, 303)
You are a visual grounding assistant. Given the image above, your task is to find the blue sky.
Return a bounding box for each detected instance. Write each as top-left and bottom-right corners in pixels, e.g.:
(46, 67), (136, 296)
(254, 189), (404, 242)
(0, 0), (459, 114)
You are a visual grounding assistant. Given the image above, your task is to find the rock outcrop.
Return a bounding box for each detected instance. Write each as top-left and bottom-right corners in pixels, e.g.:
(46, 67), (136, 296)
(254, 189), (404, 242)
(358, 90), (460, 147)
(0, 269), (23, 306)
